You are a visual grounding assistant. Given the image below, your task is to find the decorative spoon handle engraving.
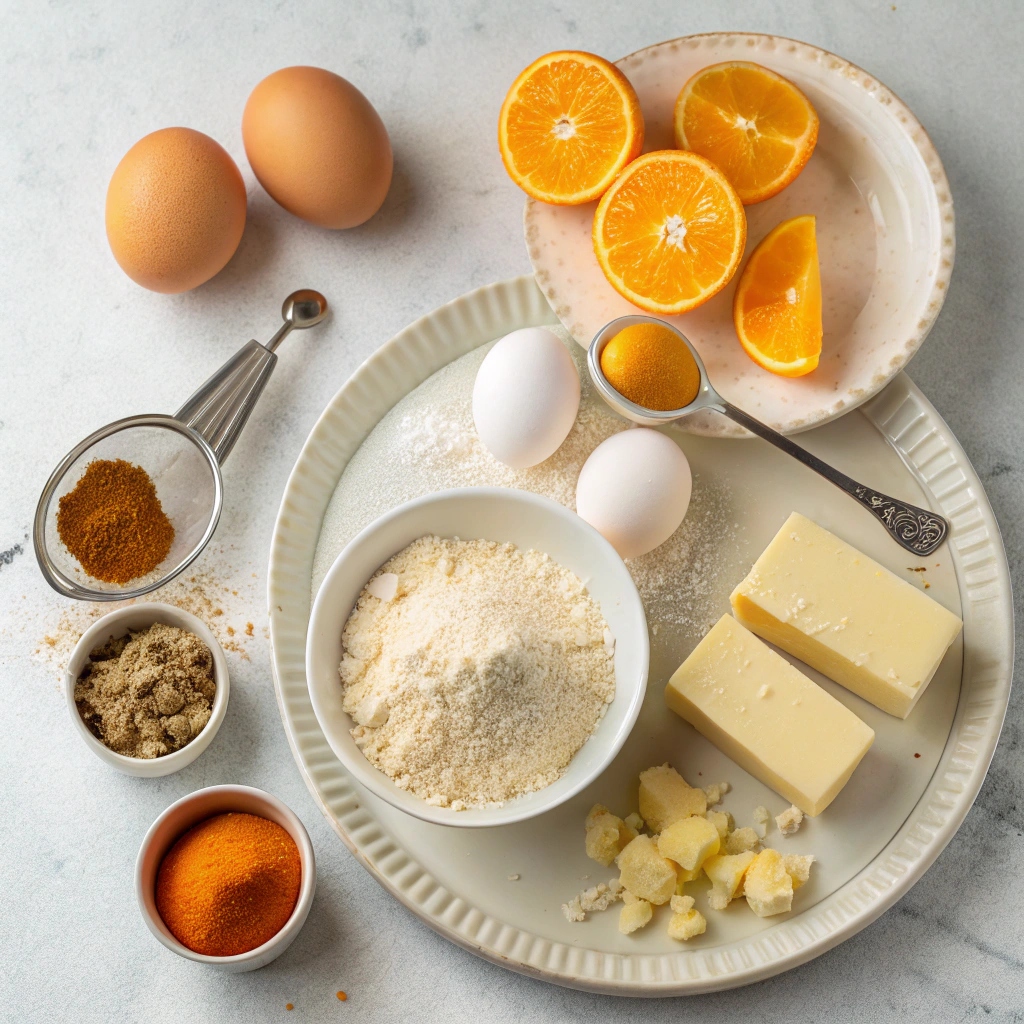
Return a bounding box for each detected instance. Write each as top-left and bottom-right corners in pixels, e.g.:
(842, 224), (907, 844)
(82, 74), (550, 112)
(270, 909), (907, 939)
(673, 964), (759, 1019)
(849, 486), (948, 555)
(720, 401), (949, 557)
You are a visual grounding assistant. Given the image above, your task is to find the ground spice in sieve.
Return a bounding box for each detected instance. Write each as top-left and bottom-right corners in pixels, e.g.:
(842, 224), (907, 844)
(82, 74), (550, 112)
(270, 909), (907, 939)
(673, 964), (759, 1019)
(56, 458), (174, 584)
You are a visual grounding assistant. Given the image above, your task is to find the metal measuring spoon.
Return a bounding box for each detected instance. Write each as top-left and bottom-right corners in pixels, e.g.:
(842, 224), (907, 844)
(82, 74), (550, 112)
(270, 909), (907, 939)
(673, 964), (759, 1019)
(35, 290), (328, 601)
(588, 315), (949, 557)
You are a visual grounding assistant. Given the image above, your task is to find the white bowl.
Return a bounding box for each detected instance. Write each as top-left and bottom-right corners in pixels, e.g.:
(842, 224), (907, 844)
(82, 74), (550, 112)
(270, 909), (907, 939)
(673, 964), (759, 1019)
(306, 487), (649, 828)
(135, 785), (316, 972)
(525, 32), (955, 437)
(65, 603), (229, 777)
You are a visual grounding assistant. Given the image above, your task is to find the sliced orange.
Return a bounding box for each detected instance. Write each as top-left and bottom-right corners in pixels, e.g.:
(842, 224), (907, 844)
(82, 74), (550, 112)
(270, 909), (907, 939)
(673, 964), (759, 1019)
(733, 214), (822, 377)
(499, 51), (644, 205)
(674, 62), (819, 205)
(592, 150), (746, 315)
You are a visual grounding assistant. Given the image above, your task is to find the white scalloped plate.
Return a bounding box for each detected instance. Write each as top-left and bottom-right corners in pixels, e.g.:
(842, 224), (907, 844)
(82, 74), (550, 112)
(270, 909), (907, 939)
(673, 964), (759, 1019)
(526, 33), (955, 437)
(267, 277), (1011, 995)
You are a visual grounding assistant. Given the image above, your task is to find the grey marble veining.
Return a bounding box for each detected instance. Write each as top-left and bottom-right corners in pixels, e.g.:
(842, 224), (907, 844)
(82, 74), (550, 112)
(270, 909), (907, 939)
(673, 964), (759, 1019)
(1, 1), (1022, 1021)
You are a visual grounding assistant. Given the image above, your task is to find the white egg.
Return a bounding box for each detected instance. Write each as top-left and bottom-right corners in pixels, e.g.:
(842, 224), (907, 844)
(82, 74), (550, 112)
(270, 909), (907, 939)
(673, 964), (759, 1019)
(576, 429), (692, 559)
(472, 328), (580, 469)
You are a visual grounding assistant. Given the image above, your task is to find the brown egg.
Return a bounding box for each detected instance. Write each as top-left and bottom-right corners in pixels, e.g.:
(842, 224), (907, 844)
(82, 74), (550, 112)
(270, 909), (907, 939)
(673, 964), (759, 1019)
(242, 66), (393, 229)
(105, 128), (247, 294)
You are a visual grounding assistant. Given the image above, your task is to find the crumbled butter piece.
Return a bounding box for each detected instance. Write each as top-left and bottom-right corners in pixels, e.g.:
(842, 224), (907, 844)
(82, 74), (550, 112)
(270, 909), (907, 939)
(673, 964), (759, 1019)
(616, 835), (677, 905)
(624, 811), (644, 833)
(702, 781), (731, 806)
(704, 851), (756, 910)
(667, 906), (707, 941)
(658, 815), (721, 873)
(618, 898), (653, 934)
(724, 826), (761, 855)
(638, 764), (707, 832)
(783, 853), (815, 890)
(584, 804), (637, 866)
(744, 848), (794, 918)
(776, 805), (804, 836)
(704, 809), (733, 841)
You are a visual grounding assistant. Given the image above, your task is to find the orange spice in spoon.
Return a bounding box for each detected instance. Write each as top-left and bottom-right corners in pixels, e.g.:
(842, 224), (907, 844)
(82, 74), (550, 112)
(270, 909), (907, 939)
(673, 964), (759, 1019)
(599, 322), (701, 411)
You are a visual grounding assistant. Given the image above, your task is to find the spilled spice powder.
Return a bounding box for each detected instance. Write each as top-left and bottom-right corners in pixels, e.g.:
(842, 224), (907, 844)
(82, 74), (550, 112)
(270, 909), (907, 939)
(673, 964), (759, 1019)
(57, 459), (174, 584)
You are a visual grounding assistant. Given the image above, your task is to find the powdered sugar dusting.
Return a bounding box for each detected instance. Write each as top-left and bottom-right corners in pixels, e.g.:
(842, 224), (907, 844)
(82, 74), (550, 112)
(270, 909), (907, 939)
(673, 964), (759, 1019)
(312, 328), (744, 646)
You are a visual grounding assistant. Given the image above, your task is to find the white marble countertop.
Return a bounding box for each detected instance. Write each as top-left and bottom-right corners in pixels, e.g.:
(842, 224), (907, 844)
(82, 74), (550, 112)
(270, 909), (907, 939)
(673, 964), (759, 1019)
(2, 1), (1021, 1020)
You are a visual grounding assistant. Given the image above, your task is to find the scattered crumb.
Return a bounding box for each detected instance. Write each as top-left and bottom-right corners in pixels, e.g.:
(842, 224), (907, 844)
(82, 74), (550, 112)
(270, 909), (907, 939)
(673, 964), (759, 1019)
(286, 1005), (293, 1012)
(336, 991), (347, 1001)
(561, 896), (585, 923)
(752, 806), (771, 839)
(914, 752), (921, 758)
(30, 560), (259, 676)
(703, 781), (730, 806)
(561, 879), (624, 922)
(924, 582), (930, 589)
(246, 622), (254, 636)
(507, 873), (520, 881)
(671, 894), (693, 913)
(724, 826), (761, 854)
(775, 805), (804, 836)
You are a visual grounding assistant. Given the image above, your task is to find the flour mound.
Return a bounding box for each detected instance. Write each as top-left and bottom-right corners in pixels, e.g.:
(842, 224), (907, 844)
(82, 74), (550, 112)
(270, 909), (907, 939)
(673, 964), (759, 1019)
(339, 536), (616, 809)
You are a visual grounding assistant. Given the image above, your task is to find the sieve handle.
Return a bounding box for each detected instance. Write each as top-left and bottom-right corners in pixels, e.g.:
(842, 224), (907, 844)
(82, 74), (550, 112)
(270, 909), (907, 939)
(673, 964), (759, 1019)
(175, 340), (276, 465)
(174, 289), (328, 464)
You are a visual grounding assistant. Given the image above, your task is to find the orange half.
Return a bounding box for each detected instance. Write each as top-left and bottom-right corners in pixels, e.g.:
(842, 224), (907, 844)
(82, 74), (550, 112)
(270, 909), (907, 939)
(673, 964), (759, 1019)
(674, 61), (819, 205)
(499, 51), (644, 205)
(733, 214), (822, 377)
(592, 150), (746, 315)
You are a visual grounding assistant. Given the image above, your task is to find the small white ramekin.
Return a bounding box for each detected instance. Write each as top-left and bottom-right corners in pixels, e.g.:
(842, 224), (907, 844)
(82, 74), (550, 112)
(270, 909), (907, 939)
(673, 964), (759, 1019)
(65, 602), (229, 777)
(135, 785), (316, 972)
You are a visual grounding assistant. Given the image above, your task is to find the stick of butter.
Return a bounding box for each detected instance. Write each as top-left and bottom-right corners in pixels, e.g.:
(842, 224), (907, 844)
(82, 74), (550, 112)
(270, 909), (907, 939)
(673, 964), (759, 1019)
(730, 512), (962, 719)
(665, 615), (874, 816)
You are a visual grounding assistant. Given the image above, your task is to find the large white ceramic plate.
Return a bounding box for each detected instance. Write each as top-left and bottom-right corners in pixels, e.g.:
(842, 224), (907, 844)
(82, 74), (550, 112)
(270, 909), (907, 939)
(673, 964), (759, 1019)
(268, 277), (1012, 995)
(526, 33), (955, 437)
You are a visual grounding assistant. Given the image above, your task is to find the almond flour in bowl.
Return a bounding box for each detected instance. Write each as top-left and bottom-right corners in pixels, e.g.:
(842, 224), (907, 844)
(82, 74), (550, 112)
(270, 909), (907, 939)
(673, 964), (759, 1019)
(338, 536), (616, 810)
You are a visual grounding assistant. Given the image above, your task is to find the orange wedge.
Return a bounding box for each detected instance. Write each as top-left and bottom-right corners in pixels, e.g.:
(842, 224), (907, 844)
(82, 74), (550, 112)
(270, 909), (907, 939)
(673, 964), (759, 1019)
(592, 150), (746, 315)
(733, 214), (822, 377)
(674, 62), (819, 205)
(499, 51), (644, 205)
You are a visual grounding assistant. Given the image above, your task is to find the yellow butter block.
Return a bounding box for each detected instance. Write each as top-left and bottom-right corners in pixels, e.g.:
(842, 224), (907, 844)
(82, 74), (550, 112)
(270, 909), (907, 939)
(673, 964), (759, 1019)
(665, 615), (874, 816)
(730, 512), (962, 719)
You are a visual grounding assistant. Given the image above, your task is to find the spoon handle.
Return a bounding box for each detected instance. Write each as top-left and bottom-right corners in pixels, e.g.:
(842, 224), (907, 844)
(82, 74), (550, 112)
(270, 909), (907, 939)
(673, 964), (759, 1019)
(720, 400), (949, 557)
